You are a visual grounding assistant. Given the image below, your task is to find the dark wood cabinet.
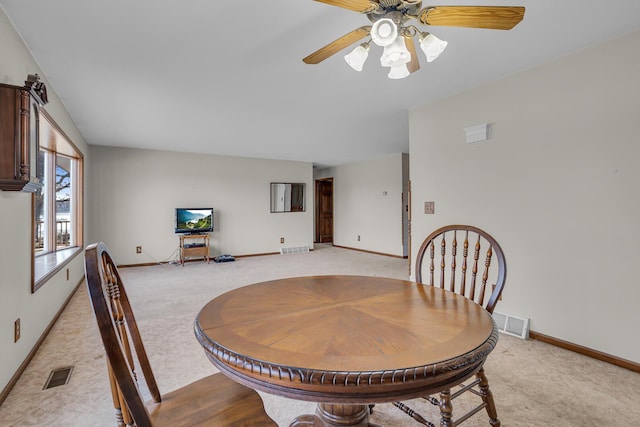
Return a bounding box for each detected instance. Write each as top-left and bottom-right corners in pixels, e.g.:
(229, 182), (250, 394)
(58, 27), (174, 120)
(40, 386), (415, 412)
(0, 75), (48, 192)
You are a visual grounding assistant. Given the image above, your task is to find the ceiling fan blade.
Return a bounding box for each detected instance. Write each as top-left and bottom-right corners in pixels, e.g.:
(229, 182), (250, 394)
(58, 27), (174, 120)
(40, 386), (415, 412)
(303, 26), (371, 64)
(420, 6), (525, 30)
(314, 0), (378, 13)
(405, 36), (420, 73)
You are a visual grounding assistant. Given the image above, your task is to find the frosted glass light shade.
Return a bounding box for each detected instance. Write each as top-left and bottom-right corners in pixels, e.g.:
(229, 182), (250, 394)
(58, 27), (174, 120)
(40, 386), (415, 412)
(387, 63), (410, 79)
(344, 44), (369, 71)
(420, 33), (448, 62)
(371, 18), (398, 47)
(380, 37), (411, 67)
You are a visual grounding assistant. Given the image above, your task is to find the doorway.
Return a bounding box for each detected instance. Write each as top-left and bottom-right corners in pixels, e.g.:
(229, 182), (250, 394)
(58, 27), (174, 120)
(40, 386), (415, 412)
(315, 178), (333, 243)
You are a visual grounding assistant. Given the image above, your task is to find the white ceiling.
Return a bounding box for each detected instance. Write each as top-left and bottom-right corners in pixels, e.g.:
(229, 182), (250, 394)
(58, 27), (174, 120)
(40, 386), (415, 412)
(2, 1), (640, 167)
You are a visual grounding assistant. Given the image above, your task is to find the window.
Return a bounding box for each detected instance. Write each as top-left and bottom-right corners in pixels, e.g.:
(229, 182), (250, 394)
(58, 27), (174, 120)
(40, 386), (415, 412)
(33, 109), (83, 291)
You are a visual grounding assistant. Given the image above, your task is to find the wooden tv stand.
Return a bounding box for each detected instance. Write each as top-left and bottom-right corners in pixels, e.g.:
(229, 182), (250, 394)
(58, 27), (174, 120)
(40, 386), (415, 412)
(179, 234), (210, 266)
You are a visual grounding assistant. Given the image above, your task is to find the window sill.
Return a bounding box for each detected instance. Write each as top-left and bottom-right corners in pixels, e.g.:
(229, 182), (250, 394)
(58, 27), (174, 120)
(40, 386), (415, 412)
(34, 247), (82, 292)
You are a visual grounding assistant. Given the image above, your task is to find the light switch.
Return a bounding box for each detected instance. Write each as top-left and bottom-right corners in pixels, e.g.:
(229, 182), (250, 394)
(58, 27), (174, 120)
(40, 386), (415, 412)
(424, 201), (435, 214)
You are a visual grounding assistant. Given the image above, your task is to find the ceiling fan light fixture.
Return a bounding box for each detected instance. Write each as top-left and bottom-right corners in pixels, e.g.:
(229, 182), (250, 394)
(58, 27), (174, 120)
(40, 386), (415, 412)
(380, 36), (411, 67)
(370, 18), (398, 47)
(304, 4), (526, 80)
(419, 32), (448, 63)
(344, 43), (370, 71)
(387, 63), (410, 80)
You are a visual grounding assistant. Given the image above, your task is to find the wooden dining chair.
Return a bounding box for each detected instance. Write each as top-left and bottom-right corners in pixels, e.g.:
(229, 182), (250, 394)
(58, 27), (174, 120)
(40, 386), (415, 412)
(84, 242), (277, 427)
(393, 224), (507, 427)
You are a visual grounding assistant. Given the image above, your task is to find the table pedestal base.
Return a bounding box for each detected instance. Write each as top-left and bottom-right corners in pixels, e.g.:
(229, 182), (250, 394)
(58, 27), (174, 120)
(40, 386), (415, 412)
(290, 404), (382, 427)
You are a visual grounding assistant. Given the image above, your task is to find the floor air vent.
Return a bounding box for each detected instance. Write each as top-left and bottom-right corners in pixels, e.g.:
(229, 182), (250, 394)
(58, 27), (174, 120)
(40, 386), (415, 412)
(280, 246), (310, 255)
(492, 311), (530, 339)
(43, 366), (73, 390)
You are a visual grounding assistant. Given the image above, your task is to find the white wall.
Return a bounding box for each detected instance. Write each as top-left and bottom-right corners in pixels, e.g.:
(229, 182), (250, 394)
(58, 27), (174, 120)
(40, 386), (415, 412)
(316, 153), (407, 257)
(88, 146), (314, 264)
(0, 7), (89, 393)
(409, 29), (640, 363)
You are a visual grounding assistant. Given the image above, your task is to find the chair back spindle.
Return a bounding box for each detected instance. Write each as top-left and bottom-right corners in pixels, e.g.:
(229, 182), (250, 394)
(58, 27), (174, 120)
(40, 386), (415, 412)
(459, 234), (468, 296)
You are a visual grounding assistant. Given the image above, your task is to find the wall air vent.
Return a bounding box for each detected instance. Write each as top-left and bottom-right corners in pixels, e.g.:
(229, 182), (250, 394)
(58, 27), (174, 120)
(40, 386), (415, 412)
(280, 246), (310, 255)
(492, 311), (530, 339)
(43, 366), (74, 390)
(463, 122), (490, 144)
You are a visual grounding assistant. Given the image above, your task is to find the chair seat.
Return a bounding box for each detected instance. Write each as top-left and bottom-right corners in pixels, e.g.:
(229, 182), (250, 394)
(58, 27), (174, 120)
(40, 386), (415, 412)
(147, 373), (277, 427)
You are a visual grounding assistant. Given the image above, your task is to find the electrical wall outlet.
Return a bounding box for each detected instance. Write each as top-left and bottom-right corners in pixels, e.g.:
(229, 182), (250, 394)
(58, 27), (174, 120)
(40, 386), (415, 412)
(280, 237), (285, 244)
(357, 235), (361, 241)
(136, 246), (142, 254)
(14, 318), (20, 342)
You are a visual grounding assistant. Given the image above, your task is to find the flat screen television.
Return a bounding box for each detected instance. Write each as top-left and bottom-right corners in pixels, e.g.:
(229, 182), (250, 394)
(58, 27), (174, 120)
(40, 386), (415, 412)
(175, 208), (213, 234)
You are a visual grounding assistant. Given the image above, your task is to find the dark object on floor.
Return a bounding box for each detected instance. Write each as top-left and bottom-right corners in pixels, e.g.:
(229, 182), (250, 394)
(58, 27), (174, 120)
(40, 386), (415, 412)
(214, 254), (236, 263)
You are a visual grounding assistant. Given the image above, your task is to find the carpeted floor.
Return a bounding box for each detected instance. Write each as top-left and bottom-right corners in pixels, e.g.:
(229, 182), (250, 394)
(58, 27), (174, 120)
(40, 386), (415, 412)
(1, 243), (638, 426)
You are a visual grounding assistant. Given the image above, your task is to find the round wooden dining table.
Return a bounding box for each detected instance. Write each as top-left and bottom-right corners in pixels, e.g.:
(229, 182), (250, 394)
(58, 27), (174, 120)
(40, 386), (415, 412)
(195, 275), (498, 427)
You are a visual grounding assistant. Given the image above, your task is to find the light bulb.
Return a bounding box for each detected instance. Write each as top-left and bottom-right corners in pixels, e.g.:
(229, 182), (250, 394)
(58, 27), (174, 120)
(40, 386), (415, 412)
(419, 33), (448, 62)
(344, 44), (369, 71)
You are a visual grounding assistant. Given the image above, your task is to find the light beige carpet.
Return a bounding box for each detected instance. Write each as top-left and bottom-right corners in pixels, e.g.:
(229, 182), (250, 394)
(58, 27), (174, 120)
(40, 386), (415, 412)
(1, 243), (639, 426)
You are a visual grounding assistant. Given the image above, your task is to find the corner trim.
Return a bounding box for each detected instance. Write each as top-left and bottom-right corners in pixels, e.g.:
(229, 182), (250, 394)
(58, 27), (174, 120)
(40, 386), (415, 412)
(529, 330), (640, 373)
(0, 277), (84, 406)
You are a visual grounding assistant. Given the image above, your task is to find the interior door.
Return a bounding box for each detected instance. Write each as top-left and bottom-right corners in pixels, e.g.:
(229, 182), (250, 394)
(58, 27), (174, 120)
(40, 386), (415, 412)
(315, 178), (333, 243)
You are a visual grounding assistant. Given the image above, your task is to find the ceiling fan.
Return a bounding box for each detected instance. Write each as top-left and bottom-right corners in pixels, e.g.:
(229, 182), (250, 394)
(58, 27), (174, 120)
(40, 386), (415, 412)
(303, 1), (525, 79)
